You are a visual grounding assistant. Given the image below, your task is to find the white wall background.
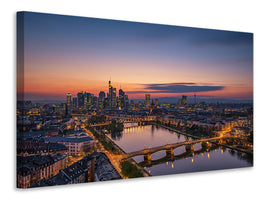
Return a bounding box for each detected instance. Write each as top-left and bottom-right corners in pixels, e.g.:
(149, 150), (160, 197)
(1, 1), (266, 199)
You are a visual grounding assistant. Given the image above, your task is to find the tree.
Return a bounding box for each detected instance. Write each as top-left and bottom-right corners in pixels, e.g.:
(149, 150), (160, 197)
(121, 160), (143, 178)
(107, 119), (124, 133)
(87, 115), (106, 125)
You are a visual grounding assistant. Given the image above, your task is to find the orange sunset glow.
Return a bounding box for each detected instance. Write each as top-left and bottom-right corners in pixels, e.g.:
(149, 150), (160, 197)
(18, 12), (253, 102)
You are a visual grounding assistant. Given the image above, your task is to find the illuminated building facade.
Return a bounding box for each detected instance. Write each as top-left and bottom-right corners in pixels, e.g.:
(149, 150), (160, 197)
(17, 154), (67, 188)
(155, 99), (159, 107)
(98, 91), (105, 109)
(66, 93), (72, 115)
(118, 89), (125, 109)
(77, 91), (84, 108)
(182, 95), (187, 105)
(145, 94), (151, 108)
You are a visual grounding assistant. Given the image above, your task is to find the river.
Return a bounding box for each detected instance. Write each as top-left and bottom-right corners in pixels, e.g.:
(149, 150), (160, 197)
(108, 125), (253, 176)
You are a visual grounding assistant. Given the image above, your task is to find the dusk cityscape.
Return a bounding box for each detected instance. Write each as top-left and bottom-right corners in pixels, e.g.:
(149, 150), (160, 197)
(17, 12), (253, 188)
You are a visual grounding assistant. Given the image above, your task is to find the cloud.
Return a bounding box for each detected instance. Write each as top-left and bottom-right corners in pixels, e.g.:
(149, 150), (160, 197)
(127, 83), (224, 94)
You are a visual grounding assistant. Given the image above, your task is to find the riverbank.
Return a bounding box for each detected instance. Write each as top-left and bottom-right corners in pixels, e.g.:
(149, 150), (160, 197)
(85, 126), (150, 178)
(103, 130), (151, 177)
(154, 122), (253, 155)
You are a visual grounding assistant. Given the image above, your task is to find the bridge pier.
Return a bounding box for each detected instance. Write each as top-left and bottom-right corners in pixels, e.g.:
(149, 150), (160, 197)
(185, 144), (194, 153)
(201, 142), (210, 151)
(166, 147), (174, 158)
(144, 153), (151, 162)
(218, 139), (224, 144)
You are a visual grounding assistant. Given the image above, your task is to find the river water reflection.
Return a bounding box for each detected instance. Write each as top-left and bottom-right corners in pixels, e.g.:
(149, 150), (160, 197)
(108, 125), (253, 176)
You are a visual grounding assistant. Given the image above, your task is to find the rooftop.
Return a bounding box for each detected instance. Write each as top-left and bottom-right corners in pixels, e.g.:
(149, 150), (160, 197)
(43, 136), (93, 143)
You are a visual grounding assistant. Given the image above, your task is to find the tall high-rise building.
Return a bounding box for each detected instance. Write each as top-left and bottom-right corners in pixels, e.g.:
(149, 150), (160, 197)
(108, 80), (113, 102)
(182, 95), (187, 105)
(108, 80), (117, 108)
(138, 101), (142, 108)
(72, 97), (77, 108)
(98, 91), (105, 109)
(93, 96), (98, 108)
(84, 92), (88, 108)
(85, 93), (93, 109)
(145, 94), (150, 108)
(125, 95), (129, 109)
(99, 91), (105, 99)
(130, 100), (134, 109)
(77, 91), (84, 108)
(118, 89), (125, 108)
(112, 88), (116, 108)
(66, 93), (72, 115)
(104, 98), (110, 109)
(155, 99), (159, 107)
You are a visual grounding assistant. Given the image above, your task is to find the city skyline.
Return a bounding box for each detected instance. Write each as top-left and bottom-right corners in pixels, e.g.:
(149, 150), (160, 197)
(18, 12), (253, 102)
(16, 11), (254, 189)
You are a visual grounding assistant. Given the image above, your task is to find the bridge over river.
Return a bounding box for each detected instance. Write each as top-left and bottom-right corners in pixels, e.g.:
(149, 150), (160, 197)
(138, 145), (219, 167)
(119, 136), (242, 162)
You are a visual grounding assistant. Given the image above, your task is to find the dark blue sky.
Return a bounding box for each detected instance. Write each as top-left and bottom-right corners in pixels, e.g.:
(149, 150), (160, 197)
(19, 11), (253, 101)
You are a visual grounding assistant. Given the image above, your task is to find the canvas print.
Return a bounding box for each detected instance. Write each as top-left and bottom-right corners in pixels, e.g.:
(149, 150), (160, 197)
(16, 11), (253, 189)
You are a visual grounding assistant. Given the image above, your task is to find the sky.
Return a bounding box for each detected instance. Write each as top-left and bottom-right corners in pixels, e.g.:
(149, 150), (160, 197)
(17, 11), (253, 102)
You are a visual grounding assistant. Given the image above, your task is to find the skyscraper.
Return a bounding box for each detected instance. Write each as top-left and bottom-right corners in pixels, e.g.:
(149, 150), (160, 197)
(130, 100), (134, 109)
(77, 91), (84, 108)
(72, 97), (77, 108)
(108, 80), (117, 108)
(98, 91), (105, 109)
(88, 93), (93, 109)
(112, 88), (116, 108)
(118, 89), (125, 108)
(108, 80), (112, 102)
(182, 95), (187, 105)
(84, 92), (88, 108)
(66, 93), (72, 115)
(145, 94), (150, 108)
(93, 96), (98, 108)
(155, 99), (159, 107)
(125, 95), (129, 109)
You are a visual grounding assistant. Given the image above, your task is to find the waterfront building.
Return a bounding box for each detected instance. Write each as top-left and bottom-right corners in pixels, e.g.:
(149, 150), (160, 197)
(231, 126), (250, 138)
